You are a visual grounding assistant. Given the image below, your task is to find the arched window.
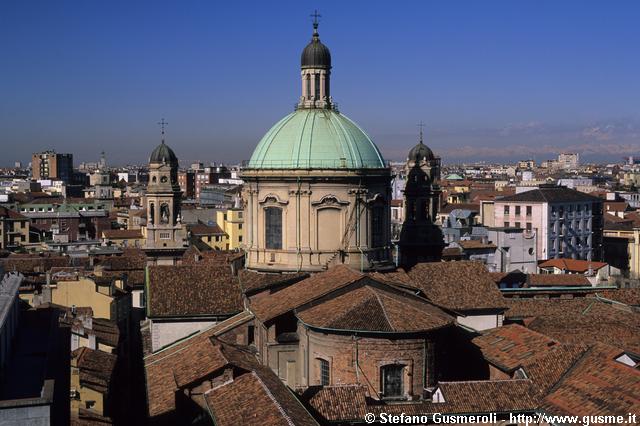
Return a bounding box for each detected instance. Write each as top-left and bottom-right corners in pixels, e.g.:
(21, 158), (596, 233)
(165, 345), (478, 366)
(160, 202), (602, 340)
(306, 74), (311, 99)
(381, 364), (404, 398)
(265, 207), (282, 250)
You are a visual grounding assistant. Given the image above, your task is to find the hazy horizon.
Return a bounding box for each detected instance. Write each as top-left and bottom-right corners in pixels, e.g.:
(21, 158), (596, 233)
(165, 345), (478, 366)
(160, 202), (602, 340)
(2, 0), (639, 167)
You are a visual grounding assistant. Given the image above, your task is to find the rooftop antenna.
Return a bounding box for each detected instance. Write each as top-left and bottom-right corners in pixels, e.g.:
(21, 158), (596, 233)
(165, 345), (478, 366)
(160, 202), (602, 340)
(158, 118), (168, 144)
(417, 121), (426, 144)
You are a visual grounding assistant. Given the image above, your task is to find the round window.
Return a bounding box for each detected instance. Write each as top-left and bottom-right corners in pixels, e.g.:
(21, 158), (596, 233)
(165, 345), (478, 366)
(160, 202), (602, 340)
(160, 176), (168, 183)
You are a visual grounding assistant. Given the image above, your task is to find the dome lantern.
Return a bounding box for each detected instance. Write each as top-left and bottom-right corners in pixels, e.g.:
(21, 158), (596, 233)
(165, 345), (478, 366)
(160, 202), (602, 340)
(298, 11), (333, 110)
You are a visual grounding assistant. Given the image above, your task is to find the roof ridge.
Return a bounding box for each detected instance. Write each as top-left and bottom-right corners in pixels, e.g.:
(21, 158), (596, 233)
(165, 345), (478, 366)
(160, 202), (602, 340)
(252, 371), (296, 426)
(370, 286), (394, 331)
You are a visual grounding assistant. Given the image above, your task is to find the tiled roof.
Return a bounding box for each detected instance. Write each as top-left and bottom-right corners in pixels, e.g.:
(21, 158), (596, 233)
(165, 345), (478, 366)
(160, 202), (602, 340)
(72, 347), (117, 394)
(92, 318), (120, 347)
(297, 285), (453, 333)
(497, 186), (602, 203)
(205, 368), (319, 426)
(249, 265), (365, 323)
(302, 385), (368, 422)
(0, 206), (26, 220)
(538, 258), (607, 273)
(238, 269), (309, 294)
(188, 223), (226, 236)
(433, 379), (539, 413)
(440, 203), (480, 214)
(598, 288), (640, 306)
(519, 344), (588, 396)
(405, 261), (507, 311)
(95, 248), (147, 271)
(505, 298), (640, 353)
(526, 273), (591, 287)
(1, 254), (71, 274)
(473, 324), (559, 372)
(144, 311), (254, 418)
(101, 229), (143, 239)
(541, 343), (640, 417)
(147, 264), (243, 318)
(458, 240), (497, 250)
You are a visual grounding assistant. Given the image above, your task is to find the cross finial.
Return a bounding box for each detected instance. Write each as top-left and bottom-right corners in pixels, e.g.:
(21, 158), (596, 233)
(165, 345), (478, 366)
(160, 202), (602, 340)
(158, 118), (168, 142)
(417, 121), (425, 144)
(310, 10), (321, 32)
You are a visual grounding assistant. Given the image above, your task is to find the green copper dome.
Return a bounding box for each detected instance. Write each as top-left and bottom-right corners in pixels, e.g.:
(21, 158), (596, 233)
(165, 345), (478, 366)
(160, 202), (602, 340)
(247, 109), (386, 169)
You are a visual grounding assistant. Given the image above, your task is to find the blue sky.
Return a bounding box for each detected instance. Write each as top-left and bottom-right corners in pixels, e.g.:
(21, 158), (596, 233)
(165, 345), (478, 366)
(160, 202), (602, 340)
(1, 0), (639, 166)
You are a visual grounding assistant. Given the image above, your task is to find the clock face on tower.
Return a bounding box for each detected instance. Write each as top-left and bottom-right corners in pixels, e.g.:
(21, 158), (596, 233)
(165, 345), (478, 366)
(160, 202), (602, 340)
(161, 176), (168, 183)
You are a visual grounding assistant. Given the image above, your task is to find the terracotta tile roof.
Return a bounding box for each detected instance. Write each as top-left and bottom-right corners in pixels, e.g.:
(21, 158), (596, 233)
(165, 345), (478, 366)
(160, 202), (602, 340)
(147, 264), (243, 318)
(238, 269), (309, 294)
(519, 344), (588, 396)
(0, 206), (26, 220)
(405, 261), (507, 311)
(205, 368), (319, 426)
(297, 285), (453, 333)
(302, 385), (368, 422)
(541, 343), (640, 417)
(95, 248), (146, 271)
(1, 253), (71, 274)
(249, 265), (365, 323)
(432, 379), (539, 413)
(473, 324), (559, 372)
(598, 288), (640, 306)
(72, 347), (117, 394)
(526, 273), (591, 287)
(92, 318), (120, 347)
(458, 240), (497, 250)
(101, 229), (143, 239)
(71, 408), (112, 425)
(505, 298), (640, 353)
(538, 258), (608, 273)
(144, 311), (254, 418)
(188, 222), (226, 236)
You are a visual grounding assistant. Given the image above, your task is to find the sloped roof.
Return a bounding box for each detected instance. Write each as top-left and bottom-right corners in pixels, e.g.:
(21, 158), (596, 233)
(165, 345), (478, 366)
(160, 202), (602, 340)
(297, 285), (453, 333)
(205, 369), (318, 426)
(101, 229), (143, 239)
(526, 273), (591, 287)
(249, 265), (364, 322)
(144, 311), (254, 418)
(72, 347), (117, 394)
(541, 344), (640, 417)
(302, 385), (369, 422)
(496, 186), (601, 203)
(405, 261), (507, 311)
(538, 258), (607, 273)
(473, 324), (559, 372)
(505, 298), (640, 353)
(147, 264), (243, 318)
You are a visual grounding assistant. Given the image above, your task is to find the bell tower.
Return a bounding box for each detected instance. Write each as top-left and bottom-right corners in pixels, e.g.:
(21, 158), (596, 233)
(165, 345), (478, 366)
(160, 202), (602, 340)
(145, 119), (185, 249)
(399, 124), (444, 268)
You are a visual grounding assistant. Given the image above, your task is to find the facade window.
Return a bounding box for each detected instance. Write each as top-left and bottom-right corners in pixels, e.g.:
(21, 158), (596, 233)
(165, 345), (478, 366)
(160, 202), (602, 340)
(504, 205), (509, 214)
(515, 206), (521, 215)
(238, 235), (243, 242)
(318, 359), (330, 386)
(238, 223), (243, 230)
(526, 222), (532, 231)
(159, 232), (170, 239)
(265, 207), (282, 250)
(381, 364), (404, 398)
(504, 221), (509, 228)
(515, 222), (521, 229)
(526, 206), (532, 216)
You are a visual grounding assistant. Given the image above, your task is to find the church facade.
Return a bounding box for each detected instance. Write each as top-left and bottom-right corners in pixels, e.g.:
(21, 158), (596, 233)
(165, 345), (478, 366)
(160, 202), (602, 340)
(241, 20), (393, 272)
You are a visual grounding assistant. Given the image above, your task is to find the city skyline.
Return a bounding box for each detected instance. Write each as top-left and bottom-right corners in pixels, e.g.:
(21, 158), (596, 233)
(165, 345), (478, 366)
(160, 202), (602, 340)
(2, 0), (640, 166)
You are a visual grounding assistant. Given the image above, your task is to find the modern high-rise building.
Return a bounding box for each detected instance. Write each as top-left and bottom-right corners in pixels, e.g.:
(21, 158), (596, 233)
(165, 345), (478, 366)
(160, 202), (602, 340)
(31, 150), (74, 183)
